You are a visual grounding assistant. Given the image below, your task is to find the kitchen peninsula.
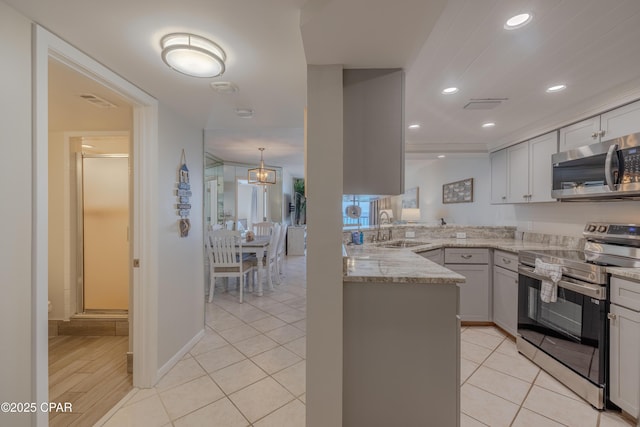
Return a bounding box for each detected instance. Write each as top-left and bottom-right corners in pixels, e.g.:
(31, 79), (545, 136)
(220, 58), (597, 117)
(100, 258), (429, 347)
(342, 243), (464, 427)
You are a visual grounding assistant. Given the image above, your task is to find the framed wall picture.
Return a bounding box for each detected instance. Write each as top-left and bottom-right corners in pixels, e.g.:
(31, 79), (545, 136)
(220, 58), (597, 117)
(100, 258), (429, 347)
(442, 178), (473, 204)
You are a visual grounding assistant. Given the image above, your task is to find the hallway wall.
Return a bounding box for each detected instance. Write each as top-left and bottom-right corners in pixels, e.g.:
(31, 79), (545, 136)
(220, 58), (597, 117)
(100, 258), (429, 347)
(0, 3), (34, 426)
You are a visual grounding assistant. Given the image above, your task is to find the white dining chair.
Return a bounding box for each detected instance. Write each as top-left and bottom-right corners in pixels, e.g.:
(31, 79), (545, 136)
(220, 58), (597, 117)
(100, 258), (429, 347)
(253, 221), (272, 237)
(206, 230), (254, 303)
(275, 223), (288, 282)
(250, 222), (281, 290)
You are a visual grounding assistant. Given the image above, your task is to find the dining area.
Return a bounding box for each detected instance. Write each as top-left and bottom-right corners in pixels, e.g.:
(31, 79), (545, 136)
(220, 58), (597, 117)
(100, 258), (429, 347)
(205, 221), (289, 303)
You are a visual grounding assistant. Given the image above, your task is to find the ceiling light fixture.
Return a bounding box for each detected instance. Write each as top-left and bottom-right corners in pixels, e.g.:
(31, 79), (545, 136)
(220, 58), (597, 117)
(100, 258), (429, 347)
(161, 33), (226, 78)
(482, 122), (496, 128)
(408, 124), (421, 129)
(81, 144), (95, 149)
(546, 84), (567, 93)
(248, 148), (277, 185)
(437, 155), (446, 159)
(236, 108), (254, 118)
(504, 13), (533, 30)
(442, 87), (459, 95)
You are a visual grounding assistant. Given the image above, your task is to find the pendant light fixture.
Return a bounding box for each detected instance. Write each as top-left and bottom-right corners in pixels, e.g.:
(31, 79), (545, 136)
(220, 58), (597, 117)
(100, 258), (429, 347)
(161, 33), (226, 78)
(248, 148), (276, 185)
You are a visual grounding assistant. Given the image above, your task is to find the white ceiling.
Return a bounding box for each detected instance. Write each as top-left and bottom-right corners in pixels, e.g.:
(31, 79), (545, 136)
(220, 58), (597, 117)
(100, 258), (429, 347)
(7, 0), (640, 173)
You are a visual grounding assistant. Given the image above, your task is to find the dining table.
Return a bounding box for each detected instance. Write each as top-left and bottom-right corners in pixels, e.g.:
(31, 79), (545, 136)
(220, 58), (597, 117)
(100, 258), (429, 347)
(241, 236), (271, 296)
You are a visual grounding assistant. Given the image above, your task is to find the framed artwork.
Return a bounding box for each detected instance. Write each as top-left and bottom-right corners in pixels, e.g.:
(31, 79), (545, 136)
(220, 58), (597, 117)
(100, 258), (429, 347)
(442, 178), (473, 204)
(402, 187), (419, 208)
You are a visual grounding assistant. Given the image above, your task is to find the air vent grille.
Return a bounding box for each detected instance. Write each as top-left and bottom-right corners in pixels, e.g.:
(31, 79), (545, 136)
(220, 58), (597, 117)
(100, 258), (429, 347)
(210, 82), (239, 94)
(463, 98), (508, 110)
(79, 93), (117, 108)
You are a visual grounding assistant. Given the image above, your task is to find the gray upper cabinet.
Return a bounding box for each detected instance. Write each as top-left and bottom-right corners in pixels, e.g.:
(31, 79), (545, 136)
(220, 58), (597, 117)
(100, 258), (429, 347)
(490, 149), (507, 204)
(559, 99), (640, 151)
(343, 69), (405, 195)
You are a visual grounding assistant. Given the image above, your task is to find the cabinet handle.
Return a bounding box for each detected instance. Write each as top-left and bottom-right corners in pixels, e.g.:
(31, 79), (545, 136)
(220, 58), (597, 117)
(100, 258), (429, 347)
(523, 195), (528, 199)
(501, 196), (506, 200)
(514, 279), (518, 284)
(599, 130), (606, 137)
(591, 132), (598, 139)
(607, 313), (617, 321)
(502, 258), (511, 264)
(461, 254), (473, 259)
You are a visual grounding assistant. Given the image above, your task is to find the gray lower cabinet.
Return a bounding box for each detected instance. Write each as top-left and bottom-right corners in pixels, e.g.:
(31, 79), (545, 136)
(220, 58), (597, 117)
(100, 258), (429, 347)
(609, 276), (640, 417)
(417, 248), (443, 265)
(445, 248), (490, 322)
(492, 250), (519, 336)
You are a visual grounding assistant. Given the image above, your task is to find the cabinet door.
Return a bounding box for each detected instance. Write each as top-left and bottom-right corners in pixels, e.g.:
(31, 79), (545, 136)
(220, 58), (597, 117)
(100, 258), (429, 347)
(601, 100), (640, 142)
(490, 149), (508, 204)
(418, 249), (443, 265)
(559, 117), (601, 151)
(528, 131), (558, 203)
(609, 303), (640, 417)
(492, 266), (518, 337)
(507, 141), (529, 203)
(446, 263), (490, 322)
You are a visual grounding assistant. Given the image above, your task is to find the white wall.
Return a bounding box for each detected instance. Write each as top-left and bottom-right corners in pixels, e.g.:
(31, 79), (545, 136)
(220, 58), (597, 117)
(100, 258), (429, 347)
(405, 156), (515, 226)
(306, 64), (343, 427)
(406, 156), (640, 238)
(156, 106), (205, 367)
(0, 3), (34, 426)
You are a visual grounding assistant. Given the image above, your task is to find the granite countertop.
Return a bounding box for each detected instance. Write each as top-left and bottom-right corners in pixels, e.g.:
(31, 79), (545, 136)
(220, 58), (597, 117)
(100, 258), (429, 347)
(343, 237), (640, 283)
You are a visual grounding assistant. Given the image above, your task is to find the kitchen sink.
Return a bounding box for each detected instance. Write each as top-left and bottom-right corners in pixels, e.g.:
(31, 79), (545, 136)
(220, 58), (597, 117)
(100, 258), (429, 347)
(379, 240), (430, 248)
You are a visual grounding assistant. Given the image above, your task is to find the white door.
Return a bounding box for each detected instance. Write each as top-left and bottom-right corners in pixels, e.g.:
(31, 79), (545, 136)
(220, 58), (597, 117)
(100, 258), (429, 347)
(490, 149), (508, 204)
(600, 100), (640, 141)
(507, 141), (529, 203)
(528, 131), (558, 203)
(559, 116), (601, 151)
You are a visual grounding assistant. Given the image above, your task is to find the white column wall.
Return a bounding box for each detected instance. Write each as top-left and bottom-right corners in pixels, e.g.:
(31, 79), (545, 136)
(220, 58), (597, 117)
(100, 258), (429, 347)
(306, 64), (344, 427)
(0, 3), (34, 426)
(156, 108), (205, 367)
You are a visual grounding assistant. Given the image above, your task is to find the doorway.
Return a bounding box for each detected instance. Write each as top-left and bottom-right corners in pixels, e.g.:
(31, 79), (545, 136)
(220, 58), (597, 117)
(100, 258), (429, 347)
(237, 179), (268, 229)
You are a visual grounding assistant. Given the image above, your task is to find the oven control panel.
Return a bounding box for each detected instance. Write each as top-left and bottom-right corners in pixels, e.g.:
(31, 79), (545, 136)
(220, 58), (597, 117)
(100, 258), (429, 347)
(584, 222), (640, 246)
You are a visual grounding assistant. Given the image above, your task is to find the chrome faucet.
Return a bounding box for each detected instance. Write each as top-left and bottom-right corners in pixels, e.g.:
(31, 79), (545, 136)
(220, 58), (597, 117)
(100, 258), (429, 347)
(376, 210), (393, 241)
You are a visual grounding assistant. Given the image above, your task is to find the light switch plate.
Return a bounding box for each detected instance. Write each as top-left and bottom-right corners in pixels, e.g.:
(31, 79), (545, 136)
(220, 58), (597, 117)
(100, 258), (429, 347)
(456, 232), (466, 239)
(405, 231), (415, 238)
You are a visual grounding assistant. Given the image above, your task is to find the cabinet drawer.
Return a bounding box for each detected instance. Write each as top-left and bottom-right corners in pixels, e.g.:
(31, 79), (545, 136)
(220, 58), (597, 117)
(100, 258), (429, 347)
(611, 277), (640, 311)
(444, 248), (488, 264)
(493, 250), (518, 272)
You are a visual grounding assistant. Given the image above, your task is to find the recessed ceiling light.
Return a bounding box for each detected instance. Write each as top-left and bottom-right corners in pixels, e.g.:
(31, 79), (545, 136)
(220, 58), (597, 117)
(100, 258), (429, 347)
(504, 13), (533, 30)
(81, 144), (95, 148)
(408, 124), (421, 129)
(161, 33), (226, 78)
(442, 87), (459, 95)
(546, 84), (567, 93)
(482, 122), (496, 128)
(438, 155), (446, 159)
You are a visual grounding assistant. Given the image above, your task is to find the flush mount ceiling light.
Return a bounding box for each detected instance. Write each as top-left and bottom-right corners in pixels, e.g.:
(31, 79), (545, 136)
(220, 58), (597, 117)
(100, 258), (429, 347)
(482, 122), (496, 128)
(437, 155), (446, 159)
(235, 108), (254, 118)
(161, 33), (226, 78)
(504, 13), (533, 30)
(248, 148), (277, 185)
(546, 84), (567, 93)
(408, 124), (421, 129)
(442, 87), (459, 95)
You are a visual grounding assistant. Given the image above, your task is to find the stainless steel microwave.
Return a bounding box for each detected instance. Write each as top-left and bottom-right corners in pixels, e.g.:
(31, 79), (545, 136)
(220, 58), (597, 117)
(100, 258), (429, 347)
(552, 133), (640, 200)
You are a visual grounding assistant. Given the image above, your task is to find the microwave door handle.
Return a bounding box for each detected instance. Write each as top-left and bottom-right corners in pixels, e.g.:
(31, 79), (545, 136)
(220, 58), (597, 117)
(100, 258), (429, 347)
(604, 143), (618, 191)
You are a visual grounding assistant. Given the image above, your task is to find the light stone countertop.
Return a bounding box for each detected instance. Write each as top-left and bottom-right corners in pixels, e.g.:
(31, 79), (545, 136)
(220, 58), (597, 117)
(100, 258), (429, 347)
(343, 237), (640, 284)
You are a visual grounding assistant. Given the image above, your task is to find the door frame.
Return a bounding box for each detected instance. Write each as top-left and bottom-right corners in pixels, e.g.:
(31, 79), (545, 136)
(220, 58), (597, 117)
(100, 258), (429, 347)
(33, 25), (159, 425)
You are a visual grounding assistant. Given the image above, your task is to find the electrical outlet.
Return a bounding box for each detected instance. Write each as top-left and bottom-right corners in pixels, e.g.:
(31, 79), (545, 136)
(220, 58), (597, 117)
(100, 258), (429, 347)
(456, 232), (466, 239)
(405, 231), (415, 238)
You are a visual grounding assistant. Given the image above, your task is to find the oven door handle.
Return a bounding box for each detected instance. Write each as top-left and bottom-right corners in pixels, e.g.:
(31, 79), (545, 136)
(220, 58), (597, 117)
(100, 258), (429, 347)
(518, 265), (606, 300)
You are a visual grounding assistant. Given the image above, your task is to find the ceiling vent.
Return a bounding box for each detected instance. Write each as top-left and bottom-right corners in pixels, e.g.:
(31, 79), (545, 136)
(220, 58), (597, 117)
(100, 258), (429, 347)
(210, 81), (239, 94)
(463, 98), (508, 110)
(79, 93), (117, 108)
(235, 108), (254, 118)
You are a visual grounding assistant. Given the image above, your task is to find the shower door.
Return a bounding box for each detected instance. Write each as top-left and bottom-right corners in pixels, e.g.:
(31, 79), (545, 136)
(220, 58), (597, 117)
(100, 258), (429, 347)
(79, 154), (130, 311)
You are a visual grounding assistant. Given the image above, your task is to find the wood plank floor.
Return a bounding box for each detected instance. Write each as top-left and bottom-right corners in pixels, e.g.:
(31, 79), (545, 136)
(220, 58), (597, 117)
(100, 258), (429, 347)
(49, 335), (132, 427)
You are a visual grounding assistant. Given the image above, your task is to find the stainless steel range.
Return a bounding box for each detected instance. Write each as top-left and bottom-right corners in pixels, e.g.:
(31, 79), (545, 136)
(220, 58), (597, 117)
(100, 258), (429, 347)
(516, 223), (640, 410)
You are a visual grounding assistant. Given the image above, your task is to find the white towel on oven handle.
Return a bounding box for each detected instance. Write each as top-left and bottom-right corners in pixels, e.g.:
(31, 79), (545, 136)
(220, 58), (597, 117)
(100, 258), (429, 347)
(534, 258), (562, 303)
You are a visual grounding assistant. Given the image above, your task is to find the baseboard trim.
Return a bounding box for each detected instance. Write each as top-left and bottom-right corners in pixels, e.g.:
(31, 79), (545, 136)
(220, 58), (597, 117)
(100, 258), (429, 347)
(155, 329), (205, 382)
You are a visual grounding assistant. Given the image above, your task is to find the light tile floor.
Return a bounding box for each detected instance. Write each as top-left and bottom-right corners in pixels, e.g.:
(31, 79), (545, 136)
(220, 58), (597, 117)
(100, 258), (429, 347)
(97, 255), (635, 427)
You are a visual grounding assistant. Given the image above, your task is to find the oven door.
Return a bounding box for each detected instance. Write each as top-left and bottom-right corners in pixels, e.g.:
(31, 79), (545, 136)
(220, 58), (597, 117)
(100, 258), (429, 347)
(517, 265), (607, 386)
